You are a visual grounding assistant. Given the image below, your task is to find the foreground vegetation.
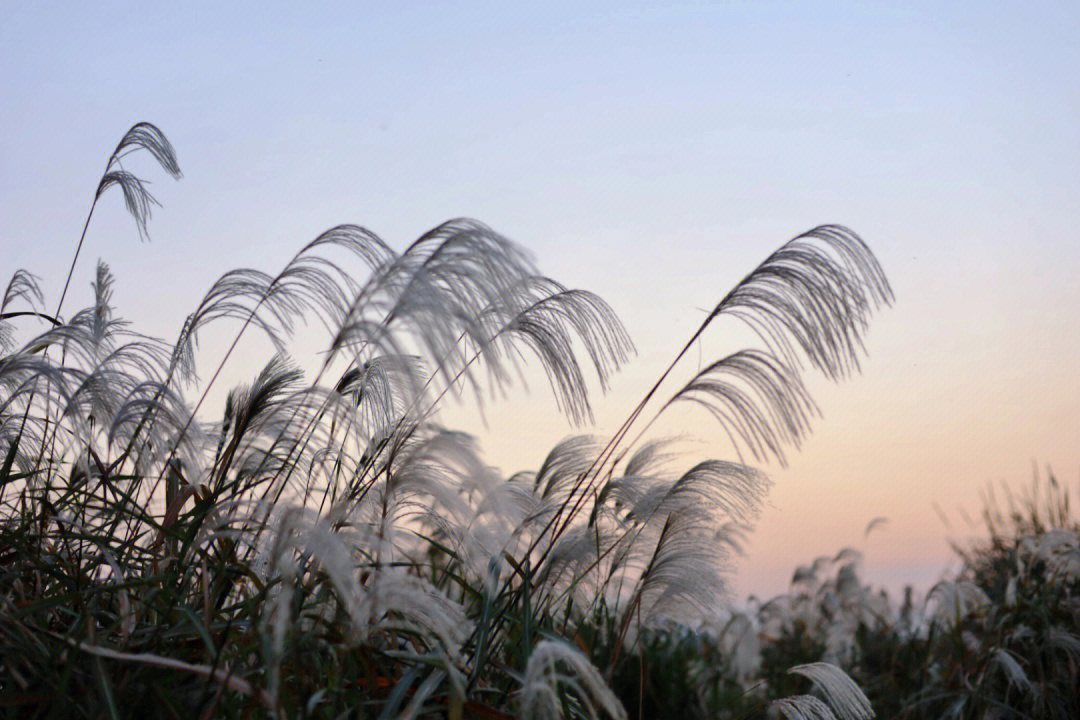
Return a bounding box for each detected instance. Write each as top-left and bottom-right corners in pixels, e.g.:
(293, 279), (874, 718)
(2, 124), (1072, 719)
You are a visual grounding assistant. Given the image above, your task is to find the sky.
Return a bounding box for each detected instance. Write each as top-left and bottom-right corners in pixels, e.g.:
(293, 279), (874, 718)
(3, 1), (1079, 601)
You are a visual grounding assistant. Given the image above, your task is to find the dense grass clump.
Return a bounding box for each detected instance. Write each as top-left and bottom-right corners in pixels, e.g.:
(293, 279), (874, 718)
(599, 472), (1080, 720)
(0, 124), (893, 718)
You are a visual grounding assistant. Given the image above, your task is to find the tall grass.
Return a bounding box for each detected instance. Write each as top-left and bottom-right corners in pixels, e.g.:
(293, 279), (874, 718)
(0, 124), (891, 718)
(605, 472), (1080, 719)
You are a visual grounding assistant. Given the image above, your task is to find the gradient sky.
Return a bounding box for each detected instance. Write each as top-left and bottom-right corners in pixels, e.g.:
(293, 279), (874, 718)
(3, 1), (1079, 601)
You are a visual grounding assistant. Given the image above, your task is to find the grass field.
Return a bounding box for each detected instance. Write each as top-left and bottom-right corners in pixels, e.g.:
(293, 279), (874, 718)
(1, 125), (1075, 719)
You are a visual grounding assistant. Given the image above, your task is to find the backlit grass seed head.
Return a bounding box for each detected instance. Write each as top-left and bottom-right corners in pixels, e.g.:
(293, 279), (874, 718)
(785, 663), (874, 720)
(521, 639), (628, 720)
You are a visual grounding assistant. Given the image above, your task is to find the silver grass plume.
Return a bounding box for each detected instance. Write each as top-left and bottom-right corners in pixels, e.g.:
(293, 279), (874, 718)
(263, 506), (469, 653)
(769, 696), (838, 720)
(1017, 528), (1080, 581)
(328, 219), (631, 425)
(719, 612), (762, 683)
(989, 647), (1033, 695)
(52, 124), (181, 328)
(927, 580), (990, 629)
(0, 262), (203, 478)
(662, 350), (816, 465)
(590, 461), (765, 623)
(165, 223), (398, 404)
(617, 225), (891, 474)
(95, 123), (182, 241)
(1048, 626), (1080, 664)
(714, 226), (892, 380)
(0, 271), (45, 354)
(782, 663), (874, 720)
(527, 224), (891, 616)
(492, 278), (634, 423)
(520, 639), (627, 720)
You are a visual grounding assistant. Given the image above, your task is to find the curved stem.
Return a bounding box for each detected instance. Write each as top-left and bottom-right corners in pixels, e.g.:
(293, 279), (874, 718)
(0, 311), (63, 327)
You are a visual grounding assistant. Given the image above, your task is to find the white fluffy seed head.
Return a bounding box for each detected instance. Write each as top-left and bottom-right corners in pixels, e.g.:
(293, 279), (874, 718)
(786, 663), (874, 720)
(520, 639), (627, 720)
(926, 580), (990, 629)
(769, 696), (838, 720)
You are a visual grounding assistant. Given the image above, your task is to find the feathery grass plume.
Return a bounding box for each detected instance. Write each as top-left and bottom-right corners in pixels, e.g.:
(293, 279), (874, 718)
(366, 566), (471, 654)
(173, 240), (370, 363)
(260, 504), (469, 679)
(433, 465), (541, 591)
(107, 377), (205, 471)
(832, 547), (863, 567)
(1048, 626), (1080, 664)
(0, 263), (205, 486)
(0, 270), (46, 353)
(528, 225), (891, 607)
(604, 224), (891, 477)
(532, 435), (606, 507)
(620, 463), (769, 622)
(718, 226), (892, 377)
(620, 436), (684, 479)
(112, 122), (183, 179)
(55, 123), (181, 323)
(769, 695), (838, 720)
(661, 350), (816, 465)
(565, 461), (762, 628)
(523, 455), (767, 632)
(95, 171), (162, 240)
(757, 594), (796, 641)
(786, 663), (874, 720)
(1017, 528), (1080, 581)
(324, 219), (631, 427)
(718, 612), (761, 683)
(652, 460), (770, 526)
(353, 428), (487, 557)
(334, 354), (425, 437)
(212, 356), (305, 475)
(521, 639), (628, 720)
(495, 279), (634, 423)
(330, 220), (539, 393)
(1, 270), (44, 316)
(791, 563), (822, 595)
(926, 580), (990, 629)
(989, 647), (1033, 695)
(95, 123), (182, 239)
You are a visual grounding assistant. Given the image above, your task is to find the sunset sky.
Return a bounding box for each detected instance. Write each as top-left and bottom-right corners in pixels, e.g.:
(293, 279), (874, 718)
(4, 1), (1078, 601)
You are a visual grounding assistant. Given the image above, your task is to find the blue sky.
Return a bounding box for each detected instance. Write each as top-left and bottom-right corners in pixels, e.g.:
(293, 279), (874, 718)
(3, 1), (1079, 599)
